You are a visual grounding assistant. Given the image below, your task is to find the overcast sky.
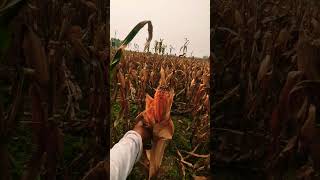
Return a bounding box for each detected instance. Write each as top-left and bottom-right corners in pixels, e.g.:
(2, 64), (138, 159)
(110, 0), (210, 58)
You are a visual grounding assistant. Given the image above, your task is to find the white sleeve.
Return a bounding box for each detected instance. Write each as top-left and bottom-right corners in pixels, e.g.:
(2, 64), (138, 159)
(110, 130), (143, 180)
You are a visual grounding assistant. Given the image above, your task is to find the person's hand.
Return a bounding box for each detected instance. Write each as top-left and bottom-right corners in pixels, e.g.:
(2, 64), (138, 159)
(133, 120), (152, 143)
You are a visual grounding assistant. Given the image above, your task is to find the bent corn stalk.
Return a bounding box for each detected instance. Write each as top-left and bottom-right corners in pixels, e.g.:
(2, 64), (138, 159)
(110, 20), (153, 72)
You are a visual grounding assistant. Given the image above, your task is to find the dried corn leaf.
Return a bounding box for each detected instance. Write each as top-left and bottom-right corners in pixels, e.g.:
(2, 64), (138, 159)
(193, 176), (208, 180)
(149, 138), (167, 179)
(301, 105), (316, 143)
(67, 26), (90, 63)
(23, 26), (49, 84)
(275, 27), (290, 48)
(270, 71), (304, 137)
(311, 17), (320, 33)
(257, 54), (272, 82)
(234, 10), (243, 26)
(159, 66), (166, 86)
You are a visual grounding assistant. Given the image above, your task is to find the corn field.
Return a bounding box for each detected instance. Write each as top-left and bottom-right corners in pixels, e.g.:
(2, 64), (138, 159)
(0, 0), (210, 179)
(1, 0), (110, 179)
(213, 0), (320, 179)
(111, 50), (210, 179)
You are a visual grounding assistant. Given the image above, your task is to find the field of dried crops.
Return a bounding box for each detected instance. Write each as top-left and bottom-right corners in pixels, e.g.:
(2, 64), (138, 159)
(213, 0), (320, 179)
(111, 50), (210, 179)
(1, 0), (110, 179)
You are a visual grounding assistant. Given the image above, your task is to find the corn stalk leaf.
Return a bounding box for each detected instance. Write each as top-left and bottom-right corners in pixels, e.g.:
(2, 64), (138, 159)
(110, 20), (153, 71)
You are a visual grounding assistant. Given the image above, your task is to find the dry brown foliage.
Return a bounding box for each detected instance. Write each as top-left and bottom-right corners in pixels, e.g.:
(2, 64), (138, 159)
(213, 0), (320, 179)
(111, 50), (210, 179)
(0, 0), (109, 179)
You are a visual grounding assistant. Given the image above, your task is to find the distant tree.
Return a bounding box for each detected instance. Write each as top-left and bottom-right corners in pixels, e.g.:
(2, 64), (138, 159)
(111, 38), (121, 48)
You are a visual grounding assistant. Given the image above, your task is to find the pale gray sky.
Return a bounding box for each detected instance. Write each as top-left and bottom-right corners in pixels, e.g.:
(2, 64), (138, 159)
(110, 0), (210, 58)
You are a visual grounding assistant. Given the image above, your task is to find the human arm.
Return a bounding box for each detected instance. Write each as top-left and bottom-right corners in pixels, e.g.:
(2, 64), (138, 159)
(110, 121), (151, 180)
